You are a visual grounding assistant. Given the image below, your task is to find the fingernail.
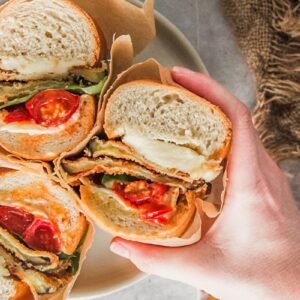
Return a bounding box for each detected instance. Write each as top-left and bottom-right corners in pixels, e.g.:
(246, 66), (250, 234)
(110, 242), (130, 259)
(172, 66), (189, 73)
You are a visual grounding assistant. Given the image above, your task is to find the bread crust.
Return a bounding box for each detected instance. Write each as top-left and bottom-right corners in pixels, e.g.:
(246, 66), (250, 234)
(104, 80), (232, 161)
(0, 0), (102, 81)
(0, 95), (96, 161)
(0, 161), (88, 255)
(79, 184), (197, 241)
(0, 157), (93, 300)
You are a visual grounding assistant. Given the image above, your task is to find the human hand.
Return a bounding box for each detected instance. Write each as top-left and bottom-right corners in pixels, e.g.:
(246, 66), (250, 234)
(110, 67), (300, 300)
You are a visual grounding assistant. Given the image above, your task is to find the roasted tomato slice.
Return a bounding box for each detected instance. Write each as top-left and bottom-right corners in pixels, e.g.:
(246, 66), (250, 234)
(23, 219), (61, 253)
(113, 181), (169, 206)
(25, 89), (80, 127)
(0, 205), (34, 236)
(4, 106), (33, 123)
(141, 207), (174, 225)
(113, 181), (174, 225)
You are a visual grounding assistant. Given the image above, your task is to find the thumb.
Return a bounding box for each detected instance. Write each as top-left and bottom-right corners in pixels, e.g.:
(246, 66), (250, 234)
(110, 237), (214, 288)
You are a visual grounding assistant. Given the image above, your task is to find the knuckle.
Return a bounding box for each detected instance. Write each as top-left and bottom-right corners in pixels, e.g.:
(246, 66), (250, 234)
(238, 102), (252, 121)
(236, 103), (254, 130)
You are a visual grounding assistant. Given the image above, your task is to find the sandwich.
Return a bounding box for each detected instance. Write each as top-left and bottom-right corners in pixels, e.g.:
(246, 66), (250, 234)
(0, 0), (107, 161)
(0, 0), (156, 161)
(60, 64), (232, 242)
(0, 156), (92, 299)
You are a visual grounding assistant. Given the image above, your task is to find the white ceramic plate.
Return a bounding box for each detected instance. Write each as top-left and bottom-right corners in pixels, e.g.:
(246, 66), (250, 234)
(70, 1), (206, 299)
(0, 0), (206, 299)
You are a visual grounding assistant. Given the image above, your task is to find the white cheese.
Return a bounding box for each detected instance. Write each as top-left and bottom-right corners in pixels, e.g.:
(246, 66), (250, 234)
(122, 134), (221, 181)
(1, 56), (86, 76)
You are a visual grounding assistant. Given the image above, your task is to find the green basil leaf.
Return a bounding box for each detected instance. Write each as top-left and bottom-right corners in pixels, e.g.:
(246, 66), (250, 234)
(0, 76), (107, 111)
(65, 76), (107, 95)
(0, 92), (37, 110)
(101, 174), (136, 188)
(70, 251), (81, 275)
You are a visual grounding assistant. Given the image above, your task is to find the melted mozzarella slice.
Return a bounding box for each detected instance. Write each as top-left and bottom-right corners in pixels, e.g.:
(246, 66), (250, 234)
(122, 134), (221, 181)
(1, 56), (86, 76)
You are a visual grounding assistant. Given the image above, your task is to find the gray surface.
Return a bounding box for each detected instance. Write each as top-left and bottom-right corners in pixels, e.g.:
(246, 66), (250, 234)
(101, 0), (256, 299)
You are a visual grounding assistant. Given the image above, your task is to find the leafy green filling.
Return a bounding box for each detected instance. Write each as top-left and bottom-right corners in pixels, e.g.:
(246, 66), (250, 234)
(65, 76), (107, 95)
(0, 75), (107, 111)
(101, 174), (136, 189)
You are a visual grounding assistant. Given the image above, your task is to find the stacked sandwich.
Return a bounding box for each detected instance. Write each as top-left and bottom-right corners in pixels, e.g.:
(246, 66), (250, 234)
(60, 60), (232, 242)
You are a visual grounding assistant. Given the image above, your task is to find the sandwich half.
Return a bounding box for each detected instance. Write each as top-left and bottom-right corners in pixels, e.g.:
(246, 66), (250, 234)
(0, 156), (92, 299)
(61, 79), (232, 241)
(0, 0), (106, 160)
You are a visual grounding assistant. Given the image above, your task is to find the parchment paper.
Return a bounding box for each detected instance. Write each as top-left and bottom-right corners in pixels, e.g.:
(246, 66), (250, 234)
(72, 0), (155, 56)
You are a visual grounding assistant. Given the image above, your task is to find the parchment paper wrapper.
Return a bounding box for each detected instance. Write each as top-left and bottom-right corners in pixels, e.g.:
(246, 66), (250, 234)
(56, 59), (229, 247)
(72, 0), (155, 56)
(0, 151), (94, 300)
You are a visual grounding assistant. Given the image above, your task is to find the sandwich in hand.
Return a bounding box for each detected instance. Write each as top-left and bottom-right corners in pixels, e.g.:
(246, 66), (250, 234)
(0, 0), (106, 160)
(61, 77), (232, 242)
(0, 156), (92, 299)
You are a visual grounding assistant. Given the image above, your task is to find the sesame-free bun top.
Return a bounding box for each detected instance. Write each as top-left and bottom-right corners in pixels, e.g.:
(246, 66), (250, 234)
(0, 0), (101, 81)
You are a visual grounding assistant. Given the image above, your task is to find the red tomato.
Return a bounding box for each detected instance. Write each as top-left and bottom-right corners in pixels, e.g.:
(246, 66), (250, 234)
(25, 89), (80, 127)
(141, 207), (174, 225)
(23, 219), (61, 253)
(113, 181), (174, 225)
(0, 205), (34, 236)
(113, 181), (169, 206)
(4, 107), (33, 123)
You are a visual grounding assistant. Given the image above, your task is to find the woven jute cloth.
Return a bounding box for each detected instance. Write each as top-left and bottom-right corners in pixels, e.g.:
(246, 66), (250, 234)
(223, 0), (300, 162)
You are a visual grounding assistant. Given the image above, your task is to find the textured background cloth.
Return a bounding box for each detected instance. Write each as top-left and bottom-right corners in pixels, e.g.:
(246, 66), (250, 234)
(223, 0), (300, 161)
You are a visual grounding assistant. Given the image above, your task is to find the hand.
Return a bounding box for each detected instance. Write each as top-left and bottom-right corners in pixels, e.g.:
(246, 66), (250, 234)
(110, 67), (300, 300)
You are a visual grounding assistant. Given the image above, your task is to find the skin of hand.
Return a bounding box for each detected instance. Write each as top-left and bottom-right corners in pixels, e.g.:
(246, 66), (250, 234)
(110, 67), (300, 300)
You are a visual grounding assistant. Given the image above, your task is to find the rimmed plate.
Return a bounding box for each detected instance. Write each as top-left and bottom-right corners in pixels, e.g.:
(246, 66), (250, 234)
(70, 1), (206, 299)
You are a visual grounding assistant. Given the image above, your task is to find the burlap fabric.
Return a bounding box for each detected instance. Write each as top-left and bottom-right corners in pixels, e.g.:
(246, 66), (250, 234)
(223, 0), (300, 162)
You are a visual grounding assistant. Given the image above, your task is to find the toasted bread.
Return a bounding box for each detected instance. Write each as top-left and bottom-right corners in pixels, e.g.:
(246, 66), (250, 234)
(0, 94), (96, 161)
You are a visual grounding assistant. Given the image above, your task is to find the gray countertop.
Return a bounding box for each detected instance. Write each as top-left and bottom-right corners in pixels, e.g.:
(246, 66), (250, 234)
(101, 1), (256, 299)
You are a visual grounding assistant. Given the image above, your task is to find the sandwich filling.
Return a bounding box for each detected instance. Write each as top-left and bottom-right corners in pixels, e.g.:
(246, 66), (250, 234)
(0, 167), (89, 296)
(0, 206), (89, 295)
(0, 68), (107, 130)
(63, 156), (207, 228)
(97, 174), (180, 225)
